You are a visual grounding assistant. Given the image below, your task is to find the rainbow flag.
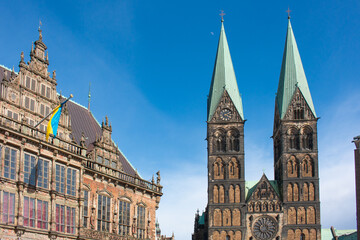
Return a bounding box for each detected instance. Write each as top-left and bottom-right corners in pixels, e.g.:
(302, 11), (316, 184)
(46, 103), (64, 141)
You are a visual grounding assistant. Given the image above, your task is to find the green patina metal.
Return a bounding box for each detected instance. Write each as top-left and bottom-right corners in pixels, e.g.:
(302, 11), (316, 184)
(207, 21), (244, 121)
(276, 19), (316, 119)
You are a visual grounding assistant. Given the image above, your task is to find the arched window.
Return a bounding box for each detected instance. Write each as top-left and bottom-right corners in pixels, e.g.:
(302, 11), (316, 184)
(228, 129), (240, 152)
(214, 129), (226, 152)
(302, 126), (313, 150)
(288, 128), (300, 150)
(287, 156), (298, 177)
(214, 158), (224, 180)
(300, 233), (305, 240)
(302, 155), (313, 177)
(229, 158), (239, 179)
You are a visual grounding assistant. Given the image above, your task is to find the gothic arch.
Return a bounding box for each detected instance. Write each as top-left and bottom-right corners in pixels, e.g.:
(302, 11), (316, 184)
(288, 207), (296, 224)
(307, 206), (316, 224)
(220, 231), (227, 240)
(288, 127), (300, 150)
(214, 209), (222, 226)
(295, 229), (302, 240)
(297, 207), (306, 224)
(302, 229), (309, 240)
(214, 158), (225, 180)
(213, 231), (220, 240)
(229, 185), (234, 203)
(223, 208), (231, 226)
(287, 229), (295, 240)
(303, 183), (309, 201)
(310, 229), (317, 240)
(293, 183), (299, 201)
(213, 185), (219, 203)
(287, 183), (293, 202)
(309, 183), (315, 201)
(301, 155), (313, 177)
(301, 126), (313, 150)
(227, 231), (234, 240)
(229, 157), (239, 179)
(234, 231), (242, 240)
(219, 185), (225, 203)
(232, 208), (241, 226)
(214, 129), (226, 152)
(235, 185), (241, 203)
(287, 155), (299, 177)
(228, 129), (240, 152)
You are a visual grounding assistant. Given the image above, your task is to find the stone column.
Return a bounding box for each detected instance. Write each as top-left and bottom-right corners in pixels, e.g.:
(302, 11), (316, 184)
(17, 142), (25, 226)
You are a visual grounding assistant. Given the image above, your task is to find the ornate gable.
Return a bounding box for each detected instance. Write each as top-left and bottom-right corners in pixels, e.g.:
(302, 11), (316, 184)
(247, 175), (282, 213)
(283, 87), (316, 121)
(209, 90), (243, 123)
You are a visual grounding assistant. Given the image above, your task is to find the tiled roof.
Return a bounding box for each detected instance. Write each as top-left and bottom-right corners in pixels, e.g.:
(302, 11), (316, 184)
(66, 99), (137, 176)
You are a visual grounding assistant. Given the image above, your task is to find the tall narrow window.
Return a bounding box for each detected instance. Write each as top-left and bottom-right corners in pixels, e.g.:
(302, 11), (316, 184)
(24, 153), (36, 185)
(56, 164), (66, 194)
(3, 192), (15, 224)
(66, 168), (77, 196)
(119, 200), (131, 235)
(66, 207), (76, 234)
(24, 196), (36, 227)
(56, 204), (65, 232)
(37, 200), (48, 229)
(97, 195), (111, 232)
(83, 190), (89, 227)
(4, 147), (17, 180)
(37, 159), (49, 189)
(137, 206), (146, 239)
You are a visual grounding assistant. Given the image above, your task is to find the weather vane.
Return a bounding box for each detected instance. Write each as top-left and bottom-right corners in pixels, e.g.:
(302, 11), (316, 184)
(286, 7), (291, 19)
(219, 10), (226, 22)
(39, 19), (42, 30)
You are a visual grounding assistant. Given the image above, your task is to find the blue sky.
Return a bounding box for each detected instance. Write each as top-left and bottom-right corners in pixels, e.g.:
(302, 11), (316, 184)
(1, 0), (360, 239)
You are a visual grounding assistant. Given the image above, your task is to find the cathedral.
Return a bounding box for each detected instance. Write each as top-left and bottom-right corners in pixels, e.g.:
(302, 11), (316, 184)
(192, 17), (321, 240)
(0, 27), (162, 239)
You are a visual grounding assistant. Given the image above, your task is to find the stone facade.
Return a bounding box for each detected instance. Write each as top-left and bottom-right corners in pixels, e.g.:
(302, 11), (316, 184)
(0, 29), (162, 240)
(193, 19), (321, 240)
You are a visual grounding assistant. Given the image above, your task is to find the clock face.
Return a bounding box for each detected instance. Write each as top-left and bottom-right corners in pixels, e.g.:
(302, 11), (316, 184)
(220, 108), (232, 121)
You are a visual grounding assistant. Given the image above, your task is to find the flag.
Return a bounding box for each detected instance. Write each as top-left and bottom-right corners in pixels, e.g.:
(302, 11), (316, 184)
(46, 103), (64, 141)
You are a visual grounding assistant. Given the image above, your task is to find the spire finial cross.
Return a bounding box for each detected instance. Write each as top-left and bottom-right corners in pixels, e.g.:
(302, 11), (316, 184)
(286, 7), (291, 19)
(219, 10), (226, 22)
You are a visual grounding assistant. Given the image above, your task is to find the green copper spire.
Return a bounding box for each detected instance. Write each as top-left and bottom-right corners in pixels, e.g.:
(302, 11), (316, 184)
(208, 21), (244, 121)
(276, 19), (316, 119)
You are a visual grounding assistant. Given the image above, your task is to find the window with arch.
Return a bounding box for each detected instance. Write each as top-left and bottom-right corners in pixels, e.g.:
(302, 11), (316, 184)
(300, 233), (305, 240)
(119, 199), (131, 236)
(287, 156), (298, 178)
(213, 158), (224, 180)
(228, 129), (240, 152)
(97, 194), (111, 232)
(137, 205), (146, 239)
(301, 155), (313, 177)
(302, 126), (313, 150)
(228, 158), (239, 179)
(83, 190), (89, 227)
(214, 130), (226, 152)
(288, 128), (300, 150)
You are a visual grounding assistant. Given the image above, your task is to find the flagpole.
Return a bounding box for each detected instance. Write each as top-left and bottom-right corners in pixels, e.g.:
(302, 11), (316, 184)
(34, 94), (73, 128)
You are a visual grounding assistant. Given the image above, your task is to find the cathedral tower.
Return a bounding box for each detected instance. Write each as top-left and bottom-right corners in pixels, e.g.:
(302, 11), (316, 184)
(207, 19), (246, 240)
(273, 18), (321, 239)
